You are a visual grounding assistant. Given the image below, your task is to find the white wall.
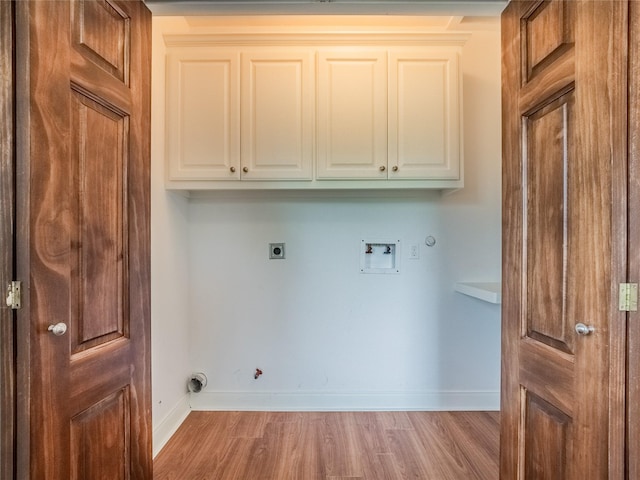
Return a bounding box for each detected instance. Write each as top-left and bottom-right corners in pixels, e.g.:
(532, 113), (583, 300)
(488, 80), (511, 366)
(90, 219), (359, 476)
(176, 17), (503, 411)
(151, 17), (192, 456)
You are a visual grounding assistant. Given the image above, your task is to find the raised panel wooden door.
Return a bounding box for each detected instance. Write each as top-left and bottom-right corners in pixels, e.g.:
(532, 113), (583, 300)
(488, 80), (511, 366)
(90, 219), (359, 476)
(241, 50), (314, 180)
(317, 49), (387, 179)
(501, 1), (627, 479)
(14, 1), (152, 478)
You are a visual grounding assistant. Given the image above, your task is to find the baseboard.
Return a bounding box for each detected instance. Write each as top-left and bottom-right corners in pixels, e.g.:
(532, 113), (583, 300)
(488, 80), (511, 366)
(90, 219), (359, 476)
(189, 390), (500, 412)
(153, 393), (191, 458)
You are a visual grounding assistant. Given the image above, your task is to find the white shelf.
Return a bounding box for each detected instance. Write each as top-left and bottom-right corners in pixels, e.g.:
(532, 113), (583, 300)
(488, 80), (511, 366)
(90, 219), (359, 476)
(454, 282), (501, 304)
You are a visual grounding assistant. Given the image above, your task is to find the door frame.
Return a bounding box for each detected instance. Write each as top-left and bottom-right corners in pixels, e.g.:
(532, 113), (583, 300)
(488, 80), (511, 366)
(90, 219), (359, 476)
(607, 1), (631, 478)
(0, 1), (16, 479)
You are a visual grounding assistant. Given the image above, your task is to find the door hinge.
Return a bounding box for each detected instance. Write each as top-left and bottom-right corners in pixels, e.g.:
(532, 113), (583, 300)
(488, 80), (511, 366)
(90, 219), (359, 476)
(5, 281), (21, 310)
(619, 283), (638, 312)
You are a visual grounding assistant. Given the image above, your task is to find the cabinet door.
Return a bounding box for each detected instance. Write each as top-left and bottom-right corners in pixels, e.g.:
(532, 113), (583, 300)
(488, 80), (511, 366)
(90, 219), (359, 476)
(241, 50), (313, 180)
(317, 49), (387, 179)
(166, 49), (240, 181)
(388, 49), (461, 180)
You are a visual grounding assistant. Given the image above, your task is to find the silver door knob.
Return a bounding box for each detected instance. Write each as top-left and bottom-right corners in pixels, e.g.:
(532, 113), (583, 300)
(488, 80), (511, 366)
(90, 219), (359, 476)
(48, 322), (67, 336)
(575, 323), (594, 336)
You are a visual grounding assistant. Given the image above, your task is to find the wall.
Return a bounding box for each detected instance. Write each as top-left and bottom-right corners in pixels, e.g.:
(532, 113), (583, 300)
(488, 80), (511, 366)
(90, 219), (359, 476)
(178, 17), (503, 411)
(151, 17), (192, 456)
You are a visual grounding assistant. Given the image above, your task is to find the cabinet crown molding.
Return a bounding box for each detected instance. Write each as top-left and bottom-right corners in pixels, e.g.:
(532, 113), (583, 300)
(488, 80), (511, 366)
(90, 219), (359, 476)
(164, 32), (470, 47)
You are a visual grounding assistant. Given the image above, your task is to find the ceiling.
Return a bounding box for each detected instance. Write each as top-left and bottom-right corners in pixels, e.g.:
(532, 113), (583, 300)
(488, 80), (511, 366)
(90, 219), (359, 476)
(145, 0), (507, 16)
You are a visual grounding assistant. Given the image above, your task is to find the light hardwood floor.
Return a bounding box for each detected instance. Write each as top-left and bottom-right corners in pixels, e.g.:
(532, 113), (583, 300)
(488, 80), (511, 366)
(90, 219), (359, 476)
(153, 411), (499, 479)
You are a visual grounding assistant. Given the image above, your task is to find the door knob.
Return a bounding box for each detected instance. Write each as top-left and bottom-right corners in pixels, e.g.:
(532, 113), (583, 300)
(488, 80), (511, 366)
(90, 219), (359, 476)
(575, 323), (595, 336)
(48, 322), (67, 336)
(379, 165), (386, 172)
(242, 167), (249, 173)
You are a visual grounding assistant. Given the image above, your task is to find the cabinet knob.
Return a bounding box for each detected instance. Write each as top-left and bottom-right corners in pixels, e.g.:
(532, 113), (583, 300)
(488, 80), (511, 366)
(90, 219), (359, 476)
(379, 165), (386, 172)
(230, 166), (236, 173)
(242, 167), (249, 173)
(392, 166), (399, 172)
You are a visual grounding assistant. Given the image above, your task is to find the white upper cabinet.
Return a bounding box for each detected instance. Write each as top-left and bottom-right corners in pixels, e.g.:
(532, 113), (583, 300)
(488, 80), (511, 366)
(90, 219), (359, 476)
(163, 30), (467, 191)
(388, 48), (461, 180)
(166, 48), (240, 181)
(241, 50), (314, 180)
(317, 47), (461, 181)
(317, 49), (388, 179)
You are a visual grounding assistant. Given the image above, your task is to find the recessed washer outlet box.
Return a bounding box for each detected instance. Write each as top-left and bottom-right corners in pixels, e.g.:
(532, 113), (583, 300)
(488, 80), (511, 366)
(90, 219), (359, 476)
(360, 239), (401, 274)
(269, 243), (285, 259)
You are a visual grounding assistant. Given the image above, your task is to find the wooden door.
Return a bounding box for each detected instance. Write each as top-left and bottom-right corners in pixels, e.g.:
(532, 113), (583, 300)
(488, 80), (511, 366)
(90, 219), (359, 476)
(14, 1), (152, 478)
(501, 1), (627, 479)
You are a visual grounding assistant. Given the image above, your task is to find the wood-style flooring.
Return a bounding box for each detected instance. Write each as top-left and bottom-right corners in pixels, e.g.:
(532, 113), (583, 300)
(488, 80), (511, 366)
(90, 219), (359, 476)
(153, 411), (499, 480)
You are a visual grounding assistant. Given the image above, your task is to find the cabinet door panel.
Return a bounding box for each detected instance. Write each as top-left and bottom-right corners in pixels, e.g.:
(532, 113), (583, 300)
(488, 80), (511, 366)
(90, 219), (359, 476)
(388, 49), (461, 180)
(241, 51), (313, 180)
(166, 50), (240, 180)
(317, 49), (387, 179)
